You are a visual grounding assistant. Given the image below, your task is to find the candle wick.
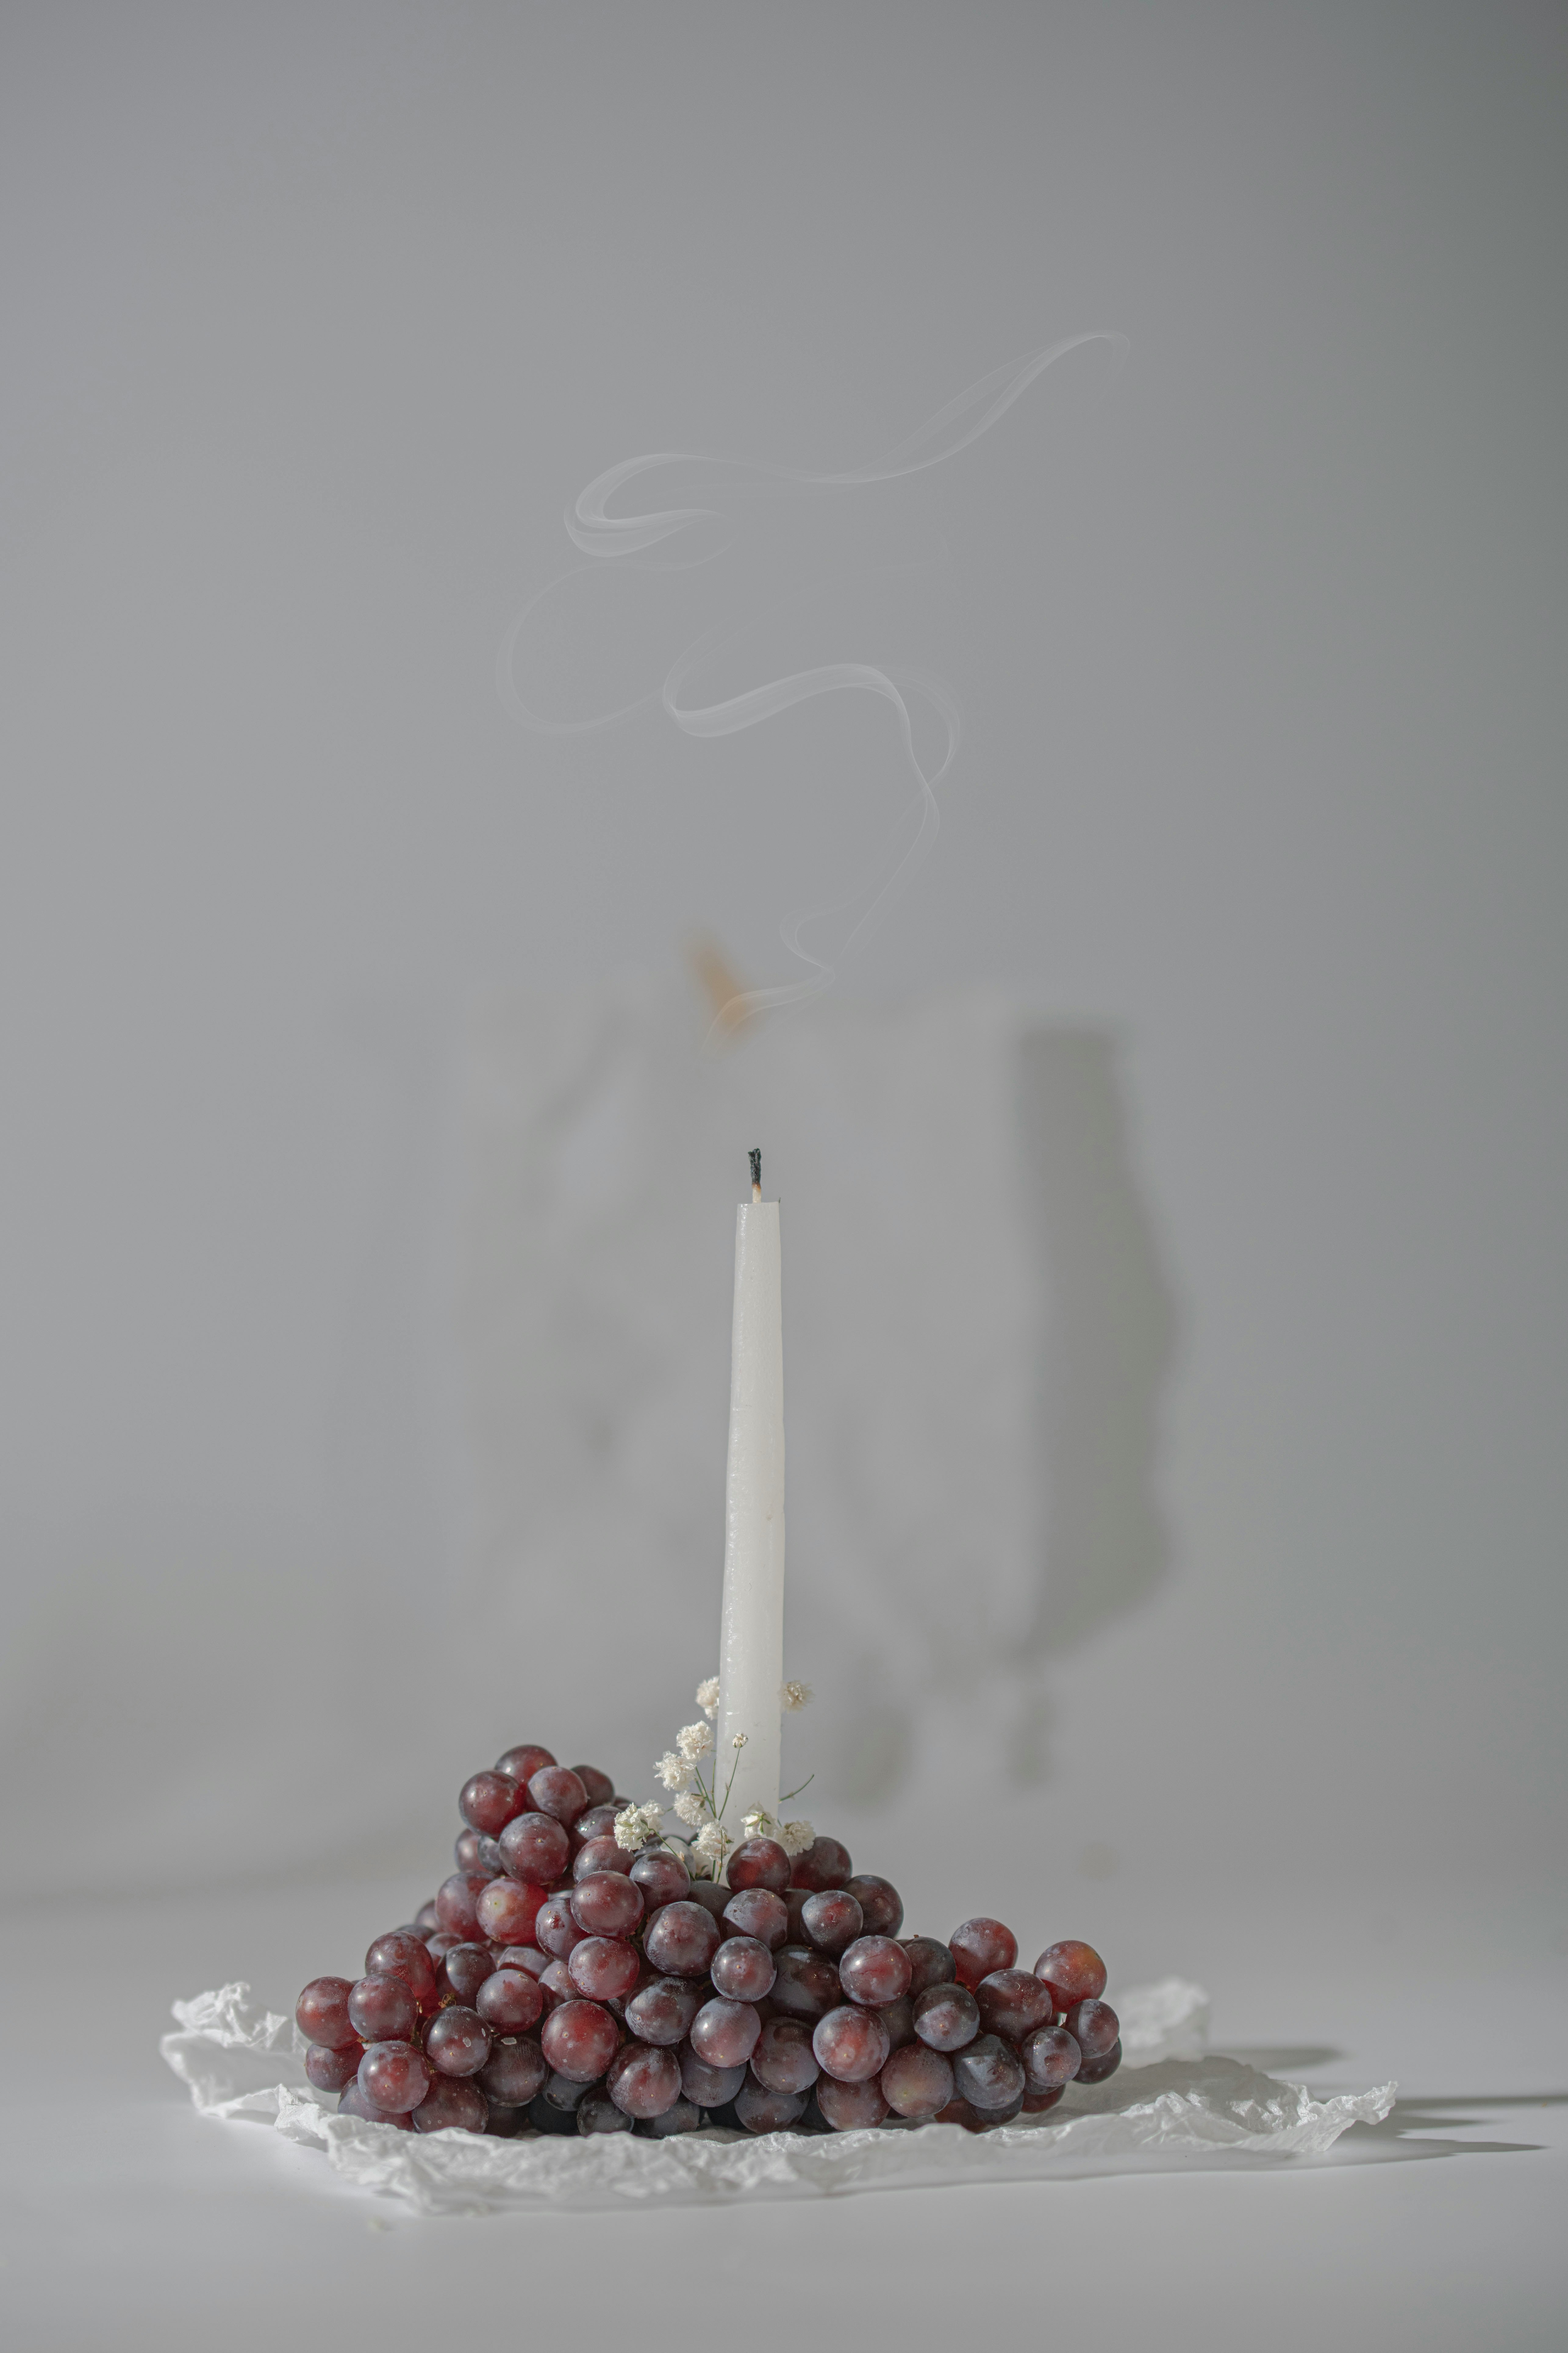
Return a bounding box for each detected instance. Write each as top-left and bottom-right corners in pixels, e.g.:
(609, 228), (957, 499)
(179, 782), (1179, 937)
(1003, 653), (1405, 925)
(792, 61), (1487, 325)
(749, 1146), (762, 1203)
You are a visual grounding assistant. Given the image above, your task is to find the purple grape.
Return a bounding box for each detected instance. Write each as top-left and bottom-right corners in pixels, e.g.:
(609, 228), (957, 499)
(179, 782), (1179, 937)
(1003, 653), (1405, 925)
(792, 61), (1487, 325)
(784, 1889), (813, 1941)
(478, 1878), (547, 1947)
(770, 1947), (841, 2022)
(789, 1836), (852, 1892)
(435, 1873), (490, 1940)
(951, 2033), (1025, 2112)
(1076, 2039), (1122, 2085)
(414, 1902), (441, 1936)
(455, 1827), (504, 1877)
(499, 1811), (571, 1886)
(460, 1770), (528, 1836)
(605, 2042), (683, 2119)
(681, 1880), (734, 1920)
(572, 1833), (633, 1881)
(643, 2099), (705, 2136)
(577, 2094), (632, 2135)
(495, 1742), (557, 1785)
(540, 1998), (620, 2083)
(722, 1888), (789, 1950)
(347, 1973), (420, 2045)
(439, 1942), (495, 2006)
(1035, 1940), (1107, 2007)
(527, 1766), (589, 1826)
(338, 2079), (411, 2129)
(542, 2070), (589, 2111)
(878, 1996), (916, 2050)
(1065, 1998), (1119, 2060)
(643, 1900), (721, 1980)
(629, 1849), (691, 1913)
(425, 1932), (460, 1958)
(296, 1977), (356, 2050)
(812, 2005), (891, 2084)
(364, 1933), (439, 2012)
(843, 1875), (904, 1938)
(425, 2005), (491, 2078)
(735, 2080), (807, 2133)
(359, 2039), (430, 2113)
(495, 1944), (548, 1978)
(477, 1968), (545, 2033)
(1020, 2024), (1082, 2092)
(567, 1937), (641, 2003)
(976, 1969), (1056, 2041)
(624, 1978), (703, 2048)
(412, 2076), (488, 2133)
(749, 2017), (820, 2095)
(710, 1936), (777, 2004)
(838, 1935), (912, 2009)
(690, 1998), (763, 2070)
(571, 1802), (620, 1847)
(533, 1894), (586, 1961)
(305, 2040), (362, 2093)
(484, 2100), (526, 2137)
(800, 1891), (864, 1956)
(538, 1959), (576, 2009)
(880, 2043), (954, 2120)
(816, 2076), (889, 2131)
(911, 1982), (980, 2053)
(478, 2035), (547, 2105)
(1021, 2085), (1067, 2114)
(569, 1874), (644, 1939)
(949, 1918), (1018, 1991)
(528, 2092), (579, 2135)
(572, 1766), (616, 1808)
(679, 2047), (746, 2108)
(727, 1837), (791, 1893)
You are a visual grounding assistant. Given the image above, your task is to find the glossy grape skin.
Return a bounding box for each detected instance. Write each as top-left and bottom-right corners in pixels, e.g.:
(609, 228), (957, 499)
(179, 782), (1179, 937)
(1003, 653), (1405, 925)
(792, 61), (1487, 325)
(727, 1837), (791, 1893)
(880, 2043), (954, 2120)
(540, 1998), (620, 2083)
(478, 2035), (548, 2105)
(304, 2040), (363, 2093)
(364, 1933), (439, 2012)
(690, 1998), (763, 2069)
(812, 2004), (891, 2084)
(605, 2042), (683, 2119)
(567, 1936), (641, 2003)
(572, 1833), (632, 1881)
(569, 1873), (644, 1939)
(347, 1973), (420, 2045)
(454, 1827), (491, 1876)
(542, 2069), (590, 2111)
(528, 2091), (580, 2135)
(296, 1976), (356, 2050)
(359, 2039), (431, 2113)
(425, 2005), (492, 2078)
(570, 1802), (619, 1845)
(816, 2076), (889, 2131)
(411, 2075), (488, 2133)
(435, 1873), (490, 1939)
(784, 1888), (813, 1941)
(877, 1996), (916, 2051)
(496, 1943), (548, 1979)
(576, 2094), (633, 2135)
(976, 1969), (1056, 2041)
(533, 1894), (586, 1961)
(951, 2033), (1025, 2112)
(476, 1967), (545, 2033)
(838, 1935), (912, 2009)
(721, 1887), (789, 1950)
(843, 1875), (904, 1938)
(679, 2047), (747, 2108)
(414, 1901), (441, 1936)
(643, 1900), (721, 1980)
(735, 2080), (807, 2133)
(439, 1942), (496, 2006)
(537, 1959), (577, 2009)
(1076, 2038), (1122, 2085)
(478, 1877), (548, 1947)
(1035, 1939), (1107, 2007)
(1021, 2085), (1067, 2114)
(484, 2100), (526, 2137)
(527, 1765), (589, 1826)
(642, 2098), (705, 2137)
(1020, 2023), (1082, 2091)
(800, 1891), (864, 1956)
(790, 1835), (852, 1892)
(460, 1770), (527, 1836)
(624, 1977), (703, 2047)
(681, 1880), (734, 1920)
(572, 1765), (617, 1807)
(338, 2080), (412, 2129)
(911, 1982), (980, 2053)
(629, 1849), (691, 1913)
(494, 1742), (557, 1785)
(749, 2017), (820, 2095)
(1065, 1998), (1119, 2060)
(498, 1810), (571, 1886)
(710, 1935), (777, 2003)
(949, 1918), (1018, 1990)
(769, 1946), (842, 2022)
(425, 1931), (461, 1959)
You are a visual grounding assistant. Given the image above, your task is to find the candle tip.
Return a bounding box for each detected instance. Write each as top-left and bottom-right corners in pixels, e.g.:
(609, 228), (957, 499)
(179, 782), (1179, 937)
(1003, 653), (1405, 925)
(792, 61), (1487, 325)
(749, 1147), (762, 1202)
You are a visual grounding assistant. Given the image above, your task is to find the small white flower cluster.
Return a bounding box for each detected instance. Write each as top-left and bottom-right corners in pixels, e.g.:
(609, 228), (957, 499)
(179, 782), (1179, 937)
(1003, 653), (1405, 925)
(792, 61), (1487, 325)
(626, 1675), (816, 1878)
(695, 1676), (721, 1722)
(781, 1681), (813, 1711)
(612, 1802), (665, 1852)
(690, 1821), (732, 1876)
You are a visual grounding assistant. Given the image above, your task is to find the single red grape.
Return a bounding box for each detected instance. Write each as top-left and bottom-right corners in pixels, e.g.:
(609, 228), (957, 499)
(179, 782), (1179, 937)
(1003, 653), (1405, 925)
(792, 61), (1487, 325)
(425, 2005), (491, 2078)
(364, 1933), (438, 2011)
(460, 1770), (527, 1835)
(605, 2042), (683, 2119)
(572, 1833), (632, 1881)
(790, 1836), (852, 1892)
(838, 1935), (912, 2009)
(533, 1894), (586, 1961)
(296, 1977), (356, 2050)
(414, 1901), (441, 1936)
(1034, 1940), (1107, 2007)
(498, 1811), (571, 1886)
(630, 1849), (690, 1913)
(689, 1998), (762, 2070)
(495, 1943), (548, 1978)
(347, 1973), (420, 2044)
(338, 2080), (412, 2129)
(425, 1931), (460, 1958)
(816, 2076), (888, 2131)
(800, 1891), (864, 1956)
(494, 1742), (557, 1784)
(438, 1943), (494, 2005)
(681, 1881), (734, 1920)
(568, 1936), (641, 2003)
(879, 1996), (916, 2050)
(812, 2005), (891, 2084)
(749, 2017), (820, 2095)
(527, 1766), (589, 1826)
(484, 2100), (525, 2137)
(476, 1967), (544, 2033)
(305, 2040), (362, 2093)
(478, 2034), (547, 2105)
(540, 1998), (619, 2083)
(735, 2080), (807, 2133)
(435, 1873), (489, 1939)
(679, 2047), (746, 2108)
(571, 1765), (616, 1809)
(1076, 2039), (1122, 2084)
(577, 2094), (633, 2136)
(538, 1959), (576, 2008)
(412, 2076), (487, 2133)
(644, 2098), (705, 2137)
(569, 1873), (644, 1939)
(843, 1875), (904, 1937)
(478, 1877), (547, 1946)
(1020, 2023), (1083, 2090)
(643, 1900), (721, 1980)
(911, 1982), (980, 2053)
(880, 2043), (954, 2120)
(770, 1947), (842, 2022)
(1065, 1998), (1119, 2060)
(784, 1888), (813, 1940)
(952, 2033), (1025, 2112)
(722, 1887), (789, 1950)
(710, 1935), (777, 2003)
(359, 2039), (430, 2113)
(624, 1977), (703, 2047)
(976, 1969), (1056, 2041)
(949, 1918), (1017, 1989)
(455, 1827), (504, 1877)
(727, 1837), (791, 1893)
(1021, 2085), (1067, 2114)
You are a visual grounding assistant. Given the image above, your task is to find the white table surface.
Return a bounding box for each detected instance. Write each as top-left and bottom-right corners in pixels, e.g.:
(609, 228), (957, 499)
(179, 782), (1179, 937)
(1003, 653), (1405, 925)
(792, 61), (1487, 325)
(6, 1872), (1564, 2352)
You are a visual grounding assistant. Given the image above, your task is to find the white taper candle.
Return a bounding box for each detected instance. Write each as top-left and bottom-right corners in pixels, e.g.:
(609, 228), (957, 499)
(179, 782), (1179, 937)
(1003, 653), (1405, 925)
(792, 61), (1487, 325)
(716, 1152), (785, 1854)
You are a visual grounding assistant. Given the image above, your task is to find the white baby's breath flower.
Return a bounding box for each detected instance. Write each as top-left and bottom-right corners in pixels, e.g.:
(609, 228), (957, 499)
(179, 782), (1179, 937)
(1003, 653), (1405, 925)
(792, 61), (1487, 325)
(613, 1802), (662, 1852)
(672, 1788), (707, 1827)
(780, 1681), (813, 1712)
(654, 1751), (692, 1792)
(778, 1819), (815, 1857)
(695, 1676), (721, 1722)
(691, 1821), (732, 1877)
(675, 1721), (714, 1764)
(731, 1731), (748, 1750)
(741, 1807), (777, 1840)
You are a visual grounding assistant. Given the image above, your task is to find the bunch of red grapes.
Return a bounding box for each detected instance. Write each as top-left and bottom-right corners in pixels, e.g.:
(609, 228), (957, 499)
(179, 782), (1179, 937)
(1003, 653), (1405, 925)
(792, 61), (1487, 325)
(295, 1742), (1122, 2140)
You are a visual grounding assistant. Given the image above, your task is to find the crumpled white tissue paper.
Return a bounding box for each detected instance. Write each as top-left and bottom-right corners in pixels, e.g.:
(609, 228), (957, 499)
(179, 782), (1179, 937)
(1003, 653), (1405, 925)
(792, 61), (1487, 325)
(161, 1979), (1394, 2215)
